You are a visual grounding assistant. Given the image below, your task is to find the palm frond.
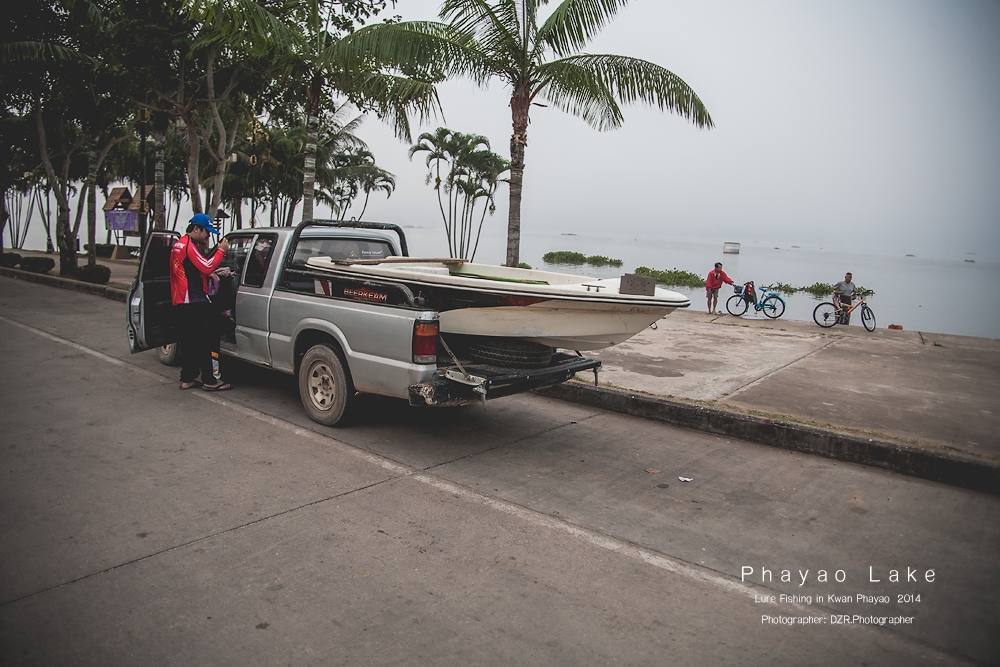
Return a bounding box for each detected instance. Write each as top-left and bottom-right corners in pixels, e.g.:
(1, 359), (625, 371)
(440, 0), (522, 62)
(535, 58), (623, 130)
(1, 41), (83, 65)
(552, 54), (713, 128)
(338, 21), (497, 85)
(348, 73), (442, 142)
(536, 0), (630, 57)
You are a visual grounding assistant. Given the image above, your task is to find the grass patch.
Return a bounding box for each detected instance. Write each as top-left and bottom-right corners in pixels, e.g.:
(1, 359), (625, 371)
(543, 250), (623, 267)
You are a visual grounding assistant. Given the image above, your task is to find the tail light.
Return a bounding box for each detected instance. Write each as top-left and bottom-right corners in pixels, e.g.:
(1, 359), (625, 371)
(412, 320), (439, 364)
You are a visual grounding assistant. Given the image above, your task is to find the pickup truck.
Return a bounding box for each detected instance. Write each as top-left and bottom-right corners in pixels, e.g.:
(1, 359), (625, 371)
(127, 220), (600, 426)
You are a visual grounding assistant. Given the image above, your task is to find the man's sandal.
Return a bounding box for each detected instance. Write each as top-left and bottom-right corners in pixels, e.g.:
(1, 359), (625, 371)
(179, 380), (203, 390)
(202, 382), (232, 392)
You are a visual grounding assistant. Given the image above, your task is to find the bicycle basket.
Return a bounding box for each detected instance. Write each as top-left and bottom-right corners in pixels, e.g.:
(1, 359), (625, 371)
(734, 285), (743, 295)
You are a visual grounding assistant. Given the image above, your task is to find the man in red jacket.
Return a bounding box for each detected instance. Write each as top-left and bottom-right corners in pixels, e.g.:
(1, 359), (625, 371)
(705, 261), (735, 314)
(170, 213), (231, 390)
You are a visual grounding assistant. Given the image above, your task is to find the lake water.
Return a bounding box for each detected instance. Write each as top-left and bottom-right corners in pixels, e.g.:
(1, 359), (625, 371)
(408, 224), (1000, 340)
(9, 213), (999, 339)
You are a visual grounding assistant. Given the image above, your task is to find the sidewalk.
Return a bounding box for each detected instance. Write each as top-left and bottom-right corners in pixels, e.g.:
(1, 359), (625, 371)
(2, 254), (997, 492)
(542, 310), (999, 492)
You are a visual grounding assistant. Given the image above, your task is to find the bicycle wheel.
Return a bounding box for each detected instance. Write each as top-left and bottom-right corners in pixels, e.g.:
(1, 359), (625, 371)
(813, 302), (838, 328)
(726, 294), (748, 316)
(761, 296), (785, 319)
(861, 305), (876, 332)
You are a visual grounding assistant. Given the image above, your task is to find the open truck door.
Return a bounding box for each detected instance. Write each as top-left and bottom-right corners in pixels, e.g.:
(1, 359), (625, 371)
(126, 231), (179, 353)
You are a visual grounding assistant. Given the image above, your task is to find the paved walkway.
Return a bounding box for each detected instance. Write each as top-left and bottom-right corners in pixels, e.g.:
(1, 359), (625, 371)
(585, 310), (1000, 466)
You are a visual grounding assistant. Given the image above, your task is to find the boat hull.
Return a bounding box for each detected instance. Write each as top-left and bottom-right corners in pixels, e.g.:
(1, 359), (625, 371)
(440, 301), (675, 350)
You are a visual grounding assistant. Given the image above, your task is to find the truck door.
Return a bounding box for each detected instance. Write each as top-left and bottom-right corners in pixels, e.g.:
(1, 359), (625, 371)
(227, 233), (278, 366)
(127, 231), (179, 353)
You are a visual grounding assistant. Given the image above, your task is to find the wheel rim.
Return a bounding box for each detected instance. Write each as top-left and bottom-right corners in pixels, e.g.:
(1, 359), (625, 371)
(814, 303), (837, 327)
(307, 362), (337, 411)
(764, 298), (785, 319)
(727, 295), (747, 316)
(862, 307), (876, 331)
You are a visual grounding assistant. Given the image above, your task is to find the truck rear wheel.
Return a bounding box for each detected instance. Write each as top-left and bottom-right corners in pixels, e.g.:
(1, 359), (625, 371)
(298, 344), (353, 426)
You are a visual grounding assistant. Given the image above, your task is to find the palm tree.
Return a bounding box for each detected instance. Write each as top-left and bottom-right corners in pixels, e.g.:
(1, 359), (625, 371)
(345, 0), (713, 266)
(263, 0), (441, 224)
(356, 167), (396, 219)
(410, 128), (499, 257)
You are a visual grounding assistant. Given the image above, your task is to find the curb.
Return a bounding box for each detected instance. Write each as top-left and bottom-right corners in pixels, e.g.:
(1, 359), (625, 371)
(536, 382), (999, 496)
(4, 268), (996, 495)
(0, 267), (129, 302)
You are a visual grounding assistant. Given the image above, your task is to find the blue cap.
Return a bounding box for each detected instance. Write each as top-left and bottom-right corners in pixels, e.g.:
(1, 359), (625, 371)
(189, 212), (219, 235)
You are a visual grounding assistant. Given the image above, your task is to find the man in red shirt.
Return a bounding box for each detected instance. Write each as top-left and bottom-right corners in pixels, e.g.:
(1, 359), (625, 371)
(170, 213), (231, 390)
(705, 262), (735, 314)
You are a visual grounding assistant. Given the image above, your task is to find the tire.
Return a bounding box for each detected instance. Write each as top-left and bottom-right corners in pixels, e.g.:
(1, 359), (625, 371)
(158, 343), (179, 366)
(813, 302), (838, 328)
(726, 295), (748, 316)
(465, 338), (555, 368)
(298, 344), (353, 426)
(761, 296), (785, 319)
(861, 305), (876, 332)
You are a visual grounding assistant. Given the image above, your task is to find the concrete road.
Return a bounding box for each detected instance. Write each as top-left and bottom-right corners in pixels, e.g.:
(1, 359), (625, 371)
(1, 278), (998, 666)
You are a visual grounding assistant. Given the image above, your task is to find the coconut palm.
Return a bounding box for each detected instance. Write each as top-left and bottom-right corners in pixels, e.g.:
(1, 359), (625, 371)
(345, 0), (713, 266)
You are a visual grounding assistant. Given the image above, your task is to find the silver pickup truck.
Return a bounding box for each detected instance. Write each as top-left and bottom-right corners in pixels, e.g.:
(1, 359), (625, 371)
(127, 220), (600, 426)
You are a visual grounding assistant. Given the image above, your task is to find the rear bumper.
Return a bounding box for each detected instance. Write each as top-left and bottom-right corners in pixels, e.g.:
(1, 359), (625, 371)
(408, 353), (601, 407)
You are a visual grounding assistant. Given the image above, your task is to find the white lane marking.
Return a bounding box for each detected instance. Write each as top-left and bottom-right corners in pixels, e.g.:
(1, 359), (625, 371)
(0, 315), (962, 662)
(0, 315), (168, 383)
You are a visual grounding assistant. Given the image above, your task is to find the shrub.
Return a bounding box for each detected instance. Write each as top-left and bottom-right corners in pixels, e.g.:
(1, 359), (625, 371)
(0, 252), (22, 268)
(543, 250), (587, 264)
(586, 255), (624, 267)
(76, 264), (111, 284)
(20, 256), (55, 274)
(516, 262), (532, 269)
(634, 266), (705, 288)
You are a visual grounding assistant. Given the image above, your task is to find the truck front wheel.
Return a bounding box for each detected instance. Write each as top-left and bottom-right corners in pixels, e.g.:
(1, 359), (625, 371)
(298, 344), (353, 426)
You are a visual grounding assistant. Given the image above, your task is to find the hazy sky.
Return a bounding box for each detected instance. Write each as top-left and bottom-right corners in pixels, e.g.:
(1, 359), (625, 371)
(341, 0), (1000, 257)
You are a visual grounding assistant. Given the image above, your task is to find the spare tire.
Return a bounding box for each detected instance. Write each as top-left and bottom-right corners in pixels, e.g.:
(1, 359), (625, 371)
(464, 337), (555, 368)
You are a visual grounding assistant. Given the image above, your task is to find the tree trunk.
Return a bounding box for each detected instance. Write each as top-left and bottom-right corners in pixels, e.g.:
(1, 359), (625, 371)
(301, 112), (318, 223)
(185, 119), (203, 214)
(153, 128), (166, 229)
(0, 194), (7, 255)
(85, 148), (98, 266)
(506, 87), (530, 267)
(301, 74), (322, 224)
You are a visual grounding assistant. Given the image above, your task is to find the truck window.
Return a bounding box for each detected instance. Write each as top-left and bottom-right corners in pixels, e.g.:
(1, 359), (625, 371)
(290, 238), (394, 268)
(243, 234), (276, 288)
(221, 235), (254, 280)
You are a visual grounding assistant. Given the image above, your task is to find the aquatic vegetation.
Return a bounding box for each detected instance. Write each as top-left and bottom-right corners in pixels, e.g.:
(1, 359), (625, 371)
(763, 282), (797, 295)
(634, 266), (705, 288)
(586, 255), (624, 267)
(543, 250), (588, 264)
(543, 251), (623, 267)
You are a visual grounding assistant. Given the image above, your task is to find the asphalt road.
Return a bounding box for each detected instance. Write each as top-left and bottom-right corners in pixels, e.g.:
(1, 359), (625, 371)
(1, 277), (998, 666)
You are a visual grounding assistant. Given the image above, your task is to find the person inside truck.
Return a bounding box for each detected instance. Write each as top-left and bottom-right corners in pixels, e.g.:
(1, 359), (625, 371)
(170, 213), (232, 391)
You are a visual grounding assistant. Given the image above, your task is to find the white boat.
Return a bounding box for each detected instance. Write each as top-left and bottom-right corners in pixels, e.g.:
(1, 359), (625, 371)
(723, 241), (741, 254)
(305, 256), (690, 350)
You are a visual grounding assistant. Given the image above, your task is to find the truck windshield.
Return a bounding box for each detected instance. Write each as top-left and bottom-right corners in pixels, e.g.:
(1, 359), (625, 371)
(290, 238), (394, 267)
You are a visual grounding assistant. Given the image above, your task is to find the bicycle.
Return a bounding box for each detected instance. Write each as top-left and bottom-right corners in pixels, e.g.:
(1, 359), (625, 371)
(725, 281), (785, 319)
(812, 295), (876, 331)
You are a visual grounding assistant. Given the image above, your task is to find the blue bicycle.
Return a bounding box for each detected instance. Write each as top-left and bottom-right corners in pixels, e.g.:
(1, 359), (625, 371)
(726, 281), (785, 319)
